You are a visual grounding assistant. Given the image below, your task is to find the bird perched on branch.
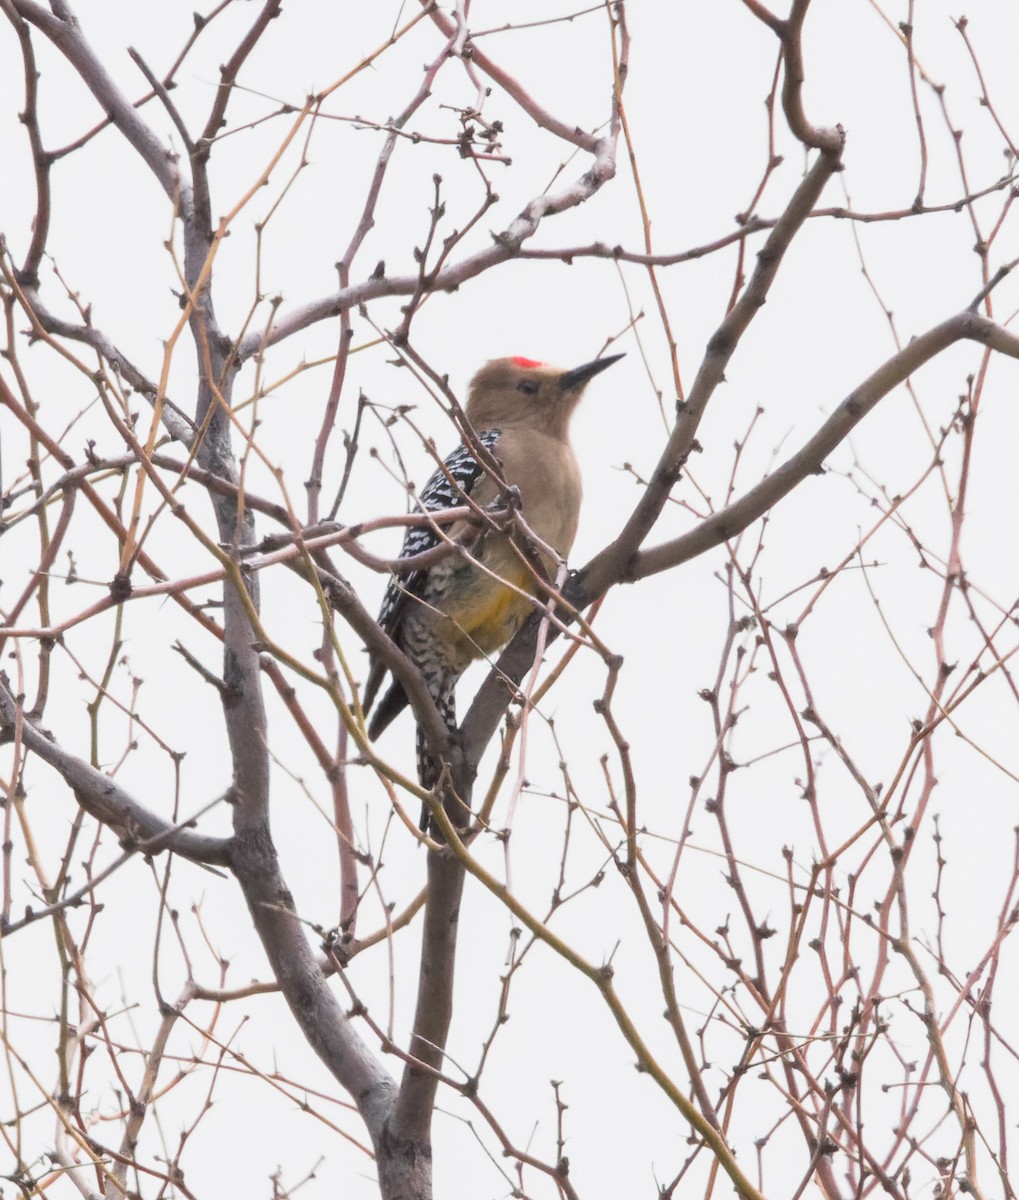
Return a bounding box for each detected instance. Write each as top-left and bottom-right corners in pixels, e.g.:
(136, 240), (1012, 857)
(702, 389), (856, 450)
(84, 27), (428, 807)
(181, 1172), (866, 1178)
(362, 353), (623, 812)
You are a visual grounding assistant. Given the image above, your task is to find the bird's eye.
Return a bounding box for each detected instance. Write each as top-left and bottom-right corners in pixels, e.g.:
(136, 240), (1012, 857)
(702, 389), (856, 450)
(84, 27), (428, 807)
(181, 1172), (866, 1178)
(516, 379), (539, 395)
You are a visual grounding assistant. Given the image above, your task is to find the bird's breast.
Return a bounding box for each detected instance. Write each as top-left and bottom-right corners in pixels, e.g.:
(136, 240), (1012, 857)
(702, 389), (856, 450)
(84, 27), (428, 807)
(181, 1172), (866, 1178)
(478, 429), (583, 559)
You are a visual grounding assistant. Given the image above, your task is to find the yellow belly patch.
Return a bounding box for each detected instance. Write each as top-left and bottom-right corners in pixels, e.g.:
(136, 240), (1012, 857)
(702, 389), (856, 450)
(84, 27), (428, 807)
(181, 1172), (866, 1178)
(444, 565), (534, 656)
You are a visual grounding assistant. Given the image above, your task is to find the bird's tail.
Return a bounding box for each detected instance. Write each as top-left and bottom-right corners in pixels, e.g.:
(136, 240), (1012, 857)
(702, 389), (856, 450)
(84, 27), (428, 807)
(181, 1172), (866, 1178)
(365, 676), (408, 741)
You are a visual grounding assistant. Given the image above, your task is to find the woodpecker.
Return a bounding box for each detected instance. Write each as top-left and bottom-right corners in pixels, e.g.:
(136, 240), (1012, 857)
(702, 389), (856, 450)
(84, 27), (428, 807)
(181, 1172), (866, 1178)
(363, 354), (623, 809)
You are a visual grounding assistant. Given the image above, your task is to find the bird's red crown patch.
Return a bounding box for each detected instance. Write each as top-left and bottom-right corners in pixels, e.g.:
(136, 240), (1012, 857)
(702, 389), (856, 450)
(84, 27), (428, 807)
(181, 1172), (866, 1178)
(510, 356), (545, 368)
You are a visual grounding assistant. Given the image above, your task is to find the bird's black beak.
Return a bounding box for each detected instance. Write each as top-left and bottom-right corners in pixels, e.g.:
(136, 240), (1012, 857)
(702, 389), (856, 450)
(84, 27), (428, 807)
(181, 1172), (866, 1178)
(558, 353), (625, 391)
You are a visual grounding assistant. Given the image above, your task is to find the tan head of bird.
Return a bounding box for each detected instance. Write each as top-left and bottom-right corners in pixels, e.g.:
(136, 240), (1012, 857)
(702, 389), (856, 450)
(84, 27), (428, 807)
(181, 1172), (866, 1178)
(465, 354), (624, 439)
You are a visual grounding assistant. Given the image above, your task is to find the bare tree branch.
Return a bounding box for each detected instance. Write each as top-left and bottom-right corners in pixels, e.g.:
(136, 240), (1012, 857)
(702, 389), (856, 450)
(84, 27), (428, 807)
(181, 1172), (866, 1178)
(0, 676), (232, 865)
(10, 0), (187, 206)
(631, 310), (1019, 581)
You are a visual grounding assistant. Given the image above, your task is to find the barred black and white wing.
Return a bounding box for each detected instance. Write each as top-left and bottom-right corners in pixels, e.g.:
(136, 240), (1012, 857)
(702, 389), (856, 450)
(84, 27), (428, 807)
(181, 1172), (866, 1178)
(363, 428), (502, 732)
